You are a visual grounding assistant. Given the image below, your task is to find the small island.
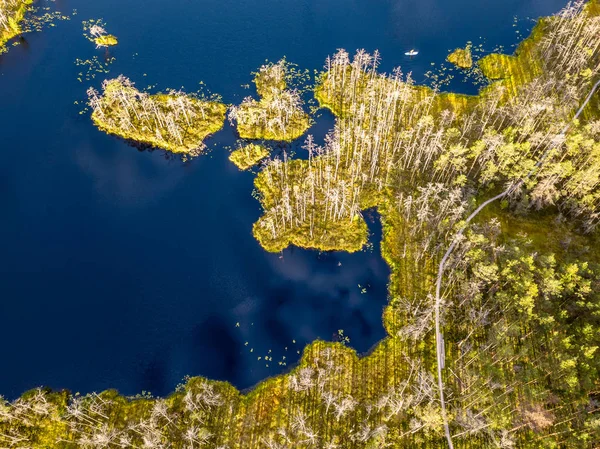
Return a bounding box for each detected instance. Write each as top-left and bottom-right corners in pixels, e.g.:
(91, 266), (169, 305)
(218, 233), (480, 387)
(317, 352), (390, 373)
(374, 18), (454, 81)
(229, 143), (270, 170)
(446, 43), (473, 69)
(229, 59), (311, 141)
(83, 20), (119, 48)
(0, 0), (33, 51)
(88, 76), (227, 154)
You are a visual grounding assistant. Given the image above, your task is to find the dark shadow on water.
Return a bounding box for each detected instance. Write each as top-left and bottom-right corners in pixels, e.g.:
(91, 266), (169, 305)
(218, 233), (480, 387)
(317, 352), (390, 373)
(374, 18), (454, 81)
(140, 357), (169, 395)
(189, 317), (241, 383)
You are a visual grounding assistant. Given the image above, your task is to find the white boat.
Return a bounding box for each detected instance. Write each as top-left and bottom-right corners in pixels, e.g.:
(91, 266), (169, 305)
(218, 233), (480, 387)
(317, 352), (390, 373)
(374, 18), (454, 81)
(405, 49), (419, 57)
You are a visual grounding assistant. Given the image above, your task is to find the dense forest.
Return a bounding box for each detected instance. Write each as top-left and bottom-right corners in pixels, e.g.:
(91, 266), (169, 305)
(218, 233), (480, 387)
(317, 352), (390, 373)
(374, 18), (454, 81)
(1, 1), (600, 448)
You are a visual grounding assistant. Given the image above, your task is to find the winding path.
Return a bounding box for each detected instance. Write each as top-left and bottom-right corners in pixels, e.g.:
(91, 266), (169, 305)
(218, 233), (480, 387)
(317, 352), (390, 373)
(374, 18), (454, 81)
(434, 79), (600, 449)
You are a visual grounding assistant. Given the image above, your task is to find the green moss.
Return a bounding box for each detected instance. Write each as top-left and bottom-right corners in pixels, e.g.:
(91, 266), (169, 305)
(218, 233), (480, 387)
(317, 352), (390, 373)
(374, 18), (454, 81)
(0, 0), (33, 49)
(234, 97), (311, 141)
(447, 44), (473, 69)
(316, 69), (478, 123)
(94, 34), (118, 47)
(229, 143), (270, 170)
(89, 77), (226, 154)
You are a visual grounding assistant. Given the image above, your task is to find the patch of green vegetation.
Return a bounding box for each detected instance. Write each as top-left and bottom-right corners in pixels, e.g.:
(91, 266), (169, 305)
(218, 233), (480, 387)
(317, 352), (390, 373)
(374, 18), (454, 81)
(478, 19), (549, 97)
(252, 157), (373, 252)
(0, 0), (33, 51)
(254, 59), (287, 98)
(94, 34), (117, 47)
(230, 59), (311, 141)
(88, 76), (226, 155)
(83, 19), (119, 49)
(315, 61), (479, 124)
(447, 43), (473, 69)
(587, 0), (600, 16)
(253, 216), (367, 253)
(479, 53), (519, 80)
(229, 143), (270, 170)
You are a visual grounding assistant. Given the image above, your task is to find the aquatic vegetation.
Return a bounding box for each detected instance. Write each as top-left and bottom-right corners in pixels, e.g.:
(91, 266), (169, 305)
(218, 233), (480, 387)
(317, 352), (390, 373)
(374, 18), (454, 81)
(0, 0), (32, 51)
(75, 55), (116, 83)
(87, 76), (227, 155)
(229, 59), (311, 141)
(447, 43), (473, 69)
(228, 143), (270, 170)
(477, 21), (547, 96)
(18, 6), (73, 44)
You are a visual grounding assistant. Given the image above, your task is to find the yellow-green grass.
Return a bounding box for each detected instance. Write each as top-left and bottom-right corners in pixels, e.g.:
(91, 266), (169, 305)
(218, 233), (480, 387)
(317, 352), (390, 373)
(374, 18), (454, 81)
(234, 60), (311, 141)
(94, 34), (118, 47)
(235, 99), (311, 141)
(588, 0), (600, 17)
(478, 19), (548, 97)
(229, 144), (270, 170)
(91, 79), (226, 154)
(253, 211), (368, 253)
(447, 45), (473, 69)
(315, 73), (478, 123)
(254, 64), (287, 99)
(0, 0), (33, 48)
(252, 159), (372, 252)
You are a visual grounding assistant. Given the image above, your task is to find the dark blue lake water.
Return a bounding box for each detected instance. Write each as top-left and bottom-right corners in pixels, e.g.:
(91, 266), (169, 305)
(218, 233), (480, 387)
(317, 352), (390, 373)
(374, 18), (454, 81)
(0, 0), (567, 399)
